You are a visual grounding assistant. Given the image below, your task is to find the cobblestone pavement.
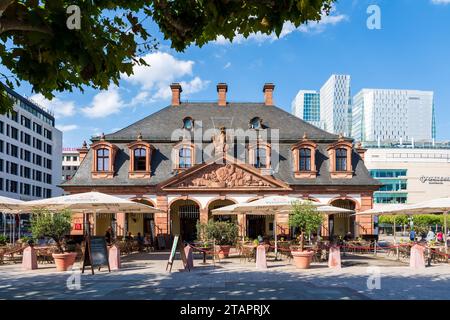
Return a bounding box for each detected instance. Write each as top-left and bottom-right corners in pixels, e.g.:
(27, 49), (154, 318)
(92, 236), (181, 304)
(0, 252), (448, 300)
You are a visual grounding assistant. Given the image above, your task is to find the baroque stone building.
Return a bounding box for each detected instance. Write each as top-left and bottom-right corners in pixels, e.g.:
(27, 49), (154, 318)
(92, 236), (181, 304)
(62, 83), (381, 242)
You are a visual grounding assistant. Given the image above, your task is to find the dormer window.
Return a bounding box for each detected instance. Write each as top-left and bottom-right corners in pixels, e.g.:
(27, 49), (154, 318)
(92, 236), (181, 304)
(96, 148), (110, 171)
(299, 148), (311, 171)
(128, 138), (153, 179)
(254, 147), (266, 168)
(248, 141), (270, 169)
(91, 137), (117, 179)
(134, 148), (147, 171)
(291, 134), (317, 179)
(250, 117), (262, 129)
(183, 117), (194, 130)
(172, 141), (196, 171)
(327, 135), (353, 179)
(336, 148), (347, 171)
(179, 148), (192, 168)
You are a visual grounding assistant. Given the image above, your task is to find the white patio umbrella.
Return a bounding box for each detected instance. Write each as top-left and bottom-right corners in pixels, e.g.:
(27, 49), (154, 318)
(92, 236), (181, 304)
(21, 192), (164, 236)
(357, 200), (450, 248)
(389, 197), (450, 249)
(0, 196), (26, 244)
(211, 196), (329, 259)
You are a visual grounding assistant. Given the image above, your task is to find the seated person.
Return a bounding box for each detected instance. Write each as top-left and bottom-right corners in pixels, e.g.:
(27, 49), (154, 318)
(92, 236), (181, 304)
(343, 232), (352, 241)
(136, 232), (144, 251)
(125, 232), (133, 241)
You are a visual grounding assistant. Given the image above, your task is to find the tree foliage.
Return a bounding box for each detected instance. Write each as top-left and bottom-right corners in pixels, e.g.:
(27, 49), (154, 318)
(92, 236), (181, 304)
(196, 219), (238, 246)
(379, 214), (448, 227)
(0, 0), (335, 113)
(30, 209), (72, 253)
(289, 202), (324, 251)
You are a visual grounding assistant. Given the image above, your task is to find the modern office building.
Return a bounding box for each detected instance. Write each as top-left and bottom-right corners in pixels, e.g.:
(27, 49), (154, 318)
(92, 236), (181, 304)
(351, 89), (435, 143)
(291, 90), (324, 129)
(62, 148), (81, 182)
(63, 82), (381, 241)
(319, 74), (352, 136)
(363, 141), (450, 206)
(0, 86), (63, 201)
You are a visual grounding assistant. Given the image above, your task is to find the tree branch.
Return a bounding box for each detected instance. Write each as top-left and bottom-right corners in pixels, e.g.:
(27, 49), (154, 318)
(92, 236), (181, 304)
(0, 18), (53, 35)
(0, 0), (14, 16)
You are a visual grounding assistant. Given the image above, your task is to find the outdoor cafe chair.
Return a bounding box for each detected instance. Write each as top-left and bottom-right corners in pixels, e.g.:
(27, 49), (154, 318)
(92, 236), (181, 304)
(240, 245), (255, 263)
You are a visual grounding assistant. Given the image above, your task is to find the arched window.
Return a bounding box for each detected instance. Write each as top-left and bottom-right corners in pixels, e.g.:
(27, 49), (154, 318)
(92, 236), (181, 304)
(254, 147), (266, 168)
(336, 148), (347, 171)
(179, 148), (192, 168)
(183, 117), (194, 130)
(134, 148), (147, 171)
(250, 117), (261, 129)
(96, 148), (109, 172)
(299, 148), (311, 171)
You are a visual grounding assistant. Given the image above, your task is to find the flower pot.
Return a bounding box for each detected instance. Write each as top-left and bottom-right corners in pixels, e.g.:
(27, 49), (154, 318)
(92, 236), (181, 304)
(52, 252), (77, 271)
(291, 250), (314, 269)
(218, 245), (231, 259)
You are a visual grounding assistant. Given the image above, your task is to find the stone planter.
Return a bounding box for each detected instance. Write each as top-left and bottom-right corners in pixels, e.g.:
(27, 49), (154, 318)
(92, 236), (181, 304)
(291, 250), (314, 269)
(218, 245), (231, 259)
(52, 252), (77, 272)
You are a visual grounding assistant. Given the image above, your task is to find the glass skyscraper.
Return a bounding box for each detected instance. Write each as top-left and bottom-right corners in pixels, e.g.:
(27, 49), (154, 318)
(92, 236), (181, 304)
(319, 75), (352, 136)
(351, 89), (435, 143)
(291, 90), (323, 128)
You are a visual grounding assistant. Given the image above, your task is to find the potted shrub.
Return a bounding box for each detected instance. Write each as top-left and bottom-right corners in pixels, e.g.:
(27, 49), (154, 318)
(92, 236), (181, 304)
(197, 220), (238, 258)
(289, 202), (324, 269)
(31, 209), (76, 271)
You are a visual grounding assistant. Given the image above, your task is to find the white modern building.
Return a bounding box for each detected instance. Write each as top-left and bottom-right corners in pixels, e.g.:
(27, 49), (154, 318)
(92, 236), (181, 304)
(363, 142), (450, 206)
(291, 90), (324, 129)
(351, 89), (435, 143)
(320, 74), (352, 136)
(0, 86), (63, 201)
(62, 148), (81, 182)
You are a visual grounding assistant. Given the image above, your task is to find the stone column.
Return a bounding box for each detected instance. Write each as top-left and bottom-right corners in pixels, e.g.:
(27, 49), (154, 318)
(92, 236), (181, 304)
(155, 195), (169, 235)
(238, 214), (246, 240)
(200, 208), (209, 224)
(116, 212), (126, 237)
(357, 193), (374, 236)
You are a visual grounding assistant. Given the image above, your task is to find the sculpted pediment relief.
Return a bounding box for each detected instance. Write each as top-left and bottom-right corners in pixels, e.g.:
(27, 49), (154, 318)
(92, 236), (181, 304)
(162, 163), (289, 190)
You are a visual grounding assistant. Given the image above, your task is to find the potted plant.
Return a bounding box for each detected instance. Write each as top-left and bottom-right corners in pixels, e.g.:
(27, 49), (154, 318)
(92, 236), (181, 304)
(197, 220), (238, 258)
(289, 202), (324, 269)
(31, 209), (76, 271)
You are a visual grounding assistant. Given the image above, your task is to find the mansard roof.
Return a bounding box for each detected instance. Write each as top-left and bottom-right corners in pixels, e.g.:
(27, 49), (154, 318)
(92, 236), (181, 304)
(97, 103), (339, 142)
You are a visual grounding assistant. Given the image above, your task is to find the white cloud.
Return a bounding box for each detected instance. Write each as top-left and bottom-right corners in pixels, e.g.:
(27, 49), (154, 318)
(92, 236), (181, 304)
(153, 76), (210, 100)
(56, 124), (78, 132)
(224, 62), (231, 69)
(431, 0), (450, 4)
(214, 11), (347, 45)
(124, 51), (209, 103)
(30, 94), (76, 118)
(81, 87), (123, 118)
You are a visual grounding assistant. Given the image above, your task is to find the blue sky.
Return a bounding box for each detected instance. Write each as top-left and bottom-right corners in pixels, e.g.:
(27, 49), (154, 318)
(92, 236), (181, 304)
(5, 0), (450, 147)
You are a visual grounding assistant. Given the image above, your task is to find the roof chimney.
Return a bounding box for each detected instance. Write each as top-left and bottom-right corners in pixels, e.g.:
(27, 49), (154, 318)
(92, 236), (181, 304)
(170, 83), (182, 106)
(263, 83), (275, 106)
(217, 83), (228, 107)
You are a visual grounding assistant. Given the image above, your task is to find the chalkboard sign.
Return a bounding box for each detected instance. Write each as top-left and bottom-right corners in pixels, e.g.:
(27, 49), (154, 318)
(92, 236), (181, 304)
(166, 234), (190, 272)
(157, 235), (166, 249)
(82, 236), (111, 275)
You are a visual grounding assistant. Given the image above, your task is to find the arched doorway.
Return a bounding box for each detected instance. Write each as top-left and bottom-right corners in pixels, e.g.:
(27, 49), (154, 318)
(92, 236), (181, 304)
(329, 199), (356, 237)
(170, 199), (200, 242)
(129, 199), (155, 241)
(207, 199), (237, 222)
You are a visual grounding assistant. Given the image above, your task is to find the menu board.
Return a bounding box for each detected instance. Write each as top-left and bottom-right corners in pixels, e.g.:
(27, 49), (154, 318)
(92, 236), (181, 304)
(82, 236), (111, 274)
(166, 234), (190, 272)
